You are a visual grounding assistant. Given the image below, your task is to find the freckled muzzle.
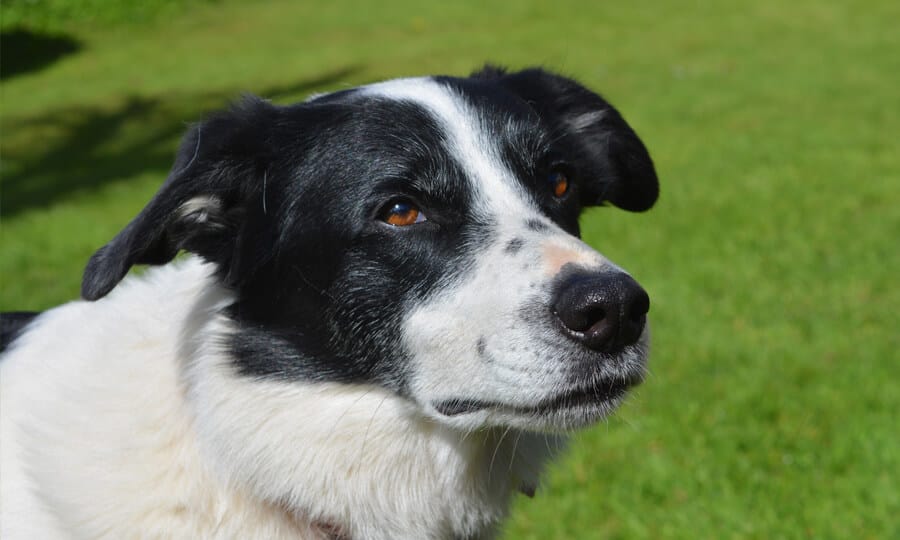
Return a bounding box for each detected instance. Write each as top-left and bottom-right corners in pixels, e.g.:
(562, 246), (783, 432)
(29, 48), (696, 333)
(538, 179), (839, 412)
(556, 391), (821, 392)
(551, 271), (649, 353)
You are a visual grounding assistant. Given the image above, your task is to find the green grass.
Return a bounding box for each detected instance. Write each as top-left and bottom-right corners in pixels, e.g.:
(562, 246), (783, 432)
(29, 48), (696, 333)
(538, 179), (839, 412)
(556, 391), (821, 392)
(2, 1), (898, 538)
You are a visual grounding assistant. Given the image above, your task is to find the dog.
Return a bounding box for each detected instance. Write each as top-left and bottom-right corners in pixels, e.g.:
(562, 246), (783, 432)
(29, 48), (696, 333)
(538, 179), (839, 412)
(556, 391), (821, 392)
(0, 66), (658, 539)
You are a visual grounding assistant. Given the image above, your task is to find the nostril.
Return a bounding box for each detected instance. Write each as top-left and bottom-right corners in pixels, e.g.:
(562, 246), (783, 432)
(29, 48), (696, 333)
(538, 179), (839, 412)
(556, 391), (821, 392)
(568, 306), (606, 332)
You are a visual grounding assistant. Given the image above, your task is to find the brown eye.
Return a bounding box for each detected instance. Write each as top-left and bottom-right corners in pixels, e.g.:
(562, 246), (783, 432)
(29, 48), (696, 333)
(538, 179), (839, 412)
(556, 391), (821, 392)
(381, 200), (427, 227)
(549, 169), (569, 198)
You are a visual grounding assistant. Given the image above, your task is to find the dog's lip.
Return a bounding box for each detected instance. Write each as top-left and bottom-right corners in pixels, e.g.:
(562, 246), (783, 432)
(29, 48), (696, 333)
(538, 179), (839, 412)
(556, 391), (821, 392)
(432, 376), (640, 417)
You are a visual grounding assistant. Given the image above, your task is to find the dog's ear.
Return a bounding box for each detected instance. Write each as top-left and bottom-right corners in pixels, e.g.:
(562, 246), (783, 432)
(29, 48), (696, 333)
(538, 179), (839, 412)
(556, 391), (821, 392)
(472, 66), (658, 212)
(81, 96), (278, 301)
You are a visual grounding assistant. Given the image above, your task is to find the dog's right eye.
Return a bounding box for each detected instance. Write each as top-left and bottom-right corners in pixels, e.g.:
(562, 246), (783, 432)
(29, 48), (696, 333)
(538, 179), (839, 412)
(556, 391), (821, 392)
(379, 199), (427, 227)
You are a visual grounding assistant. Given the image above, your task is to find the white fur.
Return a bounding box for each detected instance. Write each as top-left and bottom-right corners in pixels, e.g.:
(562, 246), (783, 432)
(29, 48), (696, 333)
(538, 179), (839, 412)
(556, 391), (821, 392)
(1, 258), (560, 539)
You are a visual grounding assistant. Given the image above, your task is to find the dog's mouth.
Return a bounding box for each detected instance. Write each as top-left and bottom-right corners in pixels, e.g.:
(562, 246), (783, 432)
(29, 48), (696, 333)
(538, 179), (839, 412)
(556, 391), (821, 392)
(432, 376), (639, 418)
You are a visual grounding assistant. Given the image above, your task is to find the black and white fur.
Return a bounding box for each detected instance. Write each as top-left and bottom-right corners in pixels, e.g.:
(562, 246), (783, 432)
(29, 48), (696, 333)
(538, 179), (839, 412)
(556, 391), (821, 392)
(0, 66), (658, 539)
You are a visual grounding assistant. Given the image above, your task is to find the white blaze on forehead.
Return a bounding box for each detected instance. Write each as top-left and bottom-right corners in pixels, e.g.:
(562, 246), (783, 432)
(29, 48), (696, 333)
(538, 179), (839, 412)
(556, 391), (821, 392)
(361, 77), (537, 219)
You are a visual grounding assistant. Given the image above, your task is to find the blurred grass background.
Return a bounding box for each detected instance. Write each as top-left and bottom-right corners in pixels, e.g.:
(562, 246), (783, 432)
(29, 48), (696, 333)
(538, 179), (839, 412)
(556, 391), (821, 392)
(1, 0), (898, 538)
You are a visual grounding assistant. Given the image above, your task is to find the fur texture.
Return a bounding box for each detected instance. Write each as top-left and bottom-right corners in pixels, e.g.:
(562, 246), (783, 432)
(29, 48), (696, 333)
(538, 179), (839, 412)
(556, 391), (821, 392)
(1, 66), (658, 539)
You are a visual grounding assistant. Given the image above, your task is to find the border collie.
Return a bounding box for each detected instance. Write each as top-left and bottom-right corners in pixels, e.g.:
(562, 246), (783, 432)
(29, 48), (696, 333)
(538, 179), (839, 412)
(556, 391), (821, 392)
(0, 66), (658, 539)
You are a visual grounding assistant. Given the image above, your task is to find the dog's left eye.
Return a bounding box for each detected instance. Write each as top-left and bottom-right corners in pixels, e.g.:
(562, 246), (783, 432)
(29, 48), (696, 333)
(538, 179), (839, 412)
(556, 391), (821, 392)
(548, 168), (569, 198)
(380, 199), (427, 227)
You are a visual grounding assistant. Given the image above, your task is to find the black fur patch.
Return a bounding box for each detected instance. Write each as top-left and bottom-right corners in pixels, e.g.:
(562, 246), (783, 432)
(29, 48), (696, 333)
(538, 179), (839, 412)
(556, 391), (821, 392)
(525, 218), (549, 232)
(476, 336), (487, 356)
(504, 238), (524, 254)
(471, 66), (659, 212)
(0, 311), (40, 353)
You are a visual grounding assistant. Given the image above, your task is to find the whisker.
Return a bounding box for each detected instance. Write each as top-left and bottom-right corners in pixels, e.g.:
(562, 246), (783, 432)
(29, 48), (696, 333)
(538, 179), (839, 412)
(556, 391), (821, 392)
(488, 426), (512, 480)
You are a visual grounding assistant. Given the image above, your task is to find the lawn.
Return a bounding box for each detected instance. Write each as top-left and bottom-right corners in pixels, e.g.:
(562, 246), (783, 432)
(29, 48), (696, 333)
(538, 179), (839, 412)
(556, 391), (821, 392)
(2, 1), (898, 538)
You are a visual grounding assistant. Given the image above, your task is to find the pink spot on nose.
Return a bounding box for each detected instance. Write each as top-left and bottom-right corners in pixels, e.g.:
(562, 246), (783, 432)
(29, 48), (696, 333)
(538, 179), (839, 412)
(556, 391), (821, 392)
(542, 243), (596, 276)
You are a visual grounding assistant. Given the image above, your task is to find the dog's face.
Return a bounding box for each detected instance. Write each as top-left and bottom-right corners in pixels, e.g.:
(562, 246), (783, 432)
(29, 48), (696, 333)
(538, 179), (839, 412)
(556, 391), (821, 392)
(82, 67), (658, 433)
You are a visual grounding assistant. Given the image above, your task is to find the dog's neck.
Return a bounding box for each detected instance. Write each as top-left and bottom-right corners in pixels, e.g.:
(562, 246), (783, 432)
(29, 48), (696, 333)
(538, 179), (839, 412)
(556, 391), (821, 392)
(173, 279), (560, 538)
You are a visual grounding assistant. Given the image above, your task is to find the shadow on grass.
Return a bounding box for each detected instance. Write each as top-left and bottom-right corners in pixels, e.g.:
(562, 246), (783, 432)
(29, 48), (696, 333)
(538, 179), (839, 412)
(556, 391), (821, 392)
(0, 66), (360, 217)
(1, 28), (81, 80)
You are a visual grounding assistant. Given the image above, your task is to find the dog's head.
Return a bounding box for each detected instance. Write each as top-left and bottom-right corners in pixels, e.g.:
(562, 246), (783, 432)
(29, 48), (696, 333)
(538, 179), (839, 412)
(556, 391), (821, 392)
(82, 67), (658, 432)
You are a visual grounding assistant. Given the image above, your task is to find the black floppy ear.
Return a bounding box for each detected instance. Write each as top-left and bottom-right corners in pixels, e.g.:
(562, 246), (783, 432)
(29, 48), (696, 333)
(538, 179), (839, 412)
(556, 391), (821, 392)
(81, 96), (277, 301)
(472, 66), (658, 212)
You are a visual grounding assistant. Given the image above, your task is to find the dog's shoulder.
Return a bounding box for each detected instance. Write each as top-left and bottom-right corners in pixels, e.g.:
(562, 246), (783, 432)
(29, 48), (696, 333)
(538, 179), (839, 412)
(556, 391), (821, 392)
(2, 257), (216, 362)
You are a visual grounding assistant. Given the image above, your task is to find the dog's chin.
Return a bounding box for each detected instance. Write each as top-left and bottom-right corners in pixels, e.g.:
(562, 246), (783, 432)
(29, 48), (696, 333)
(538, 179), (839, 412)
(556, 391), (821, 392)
(429, 377), (639, 433)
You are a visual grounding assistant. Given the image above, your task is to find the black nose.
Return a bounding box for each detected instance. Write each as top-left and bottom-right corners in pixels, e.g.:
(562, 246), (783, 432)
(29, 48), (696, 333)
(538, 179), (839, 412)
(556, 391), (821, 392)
(552, 271), (649, 353)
